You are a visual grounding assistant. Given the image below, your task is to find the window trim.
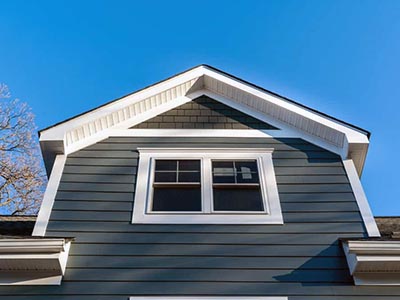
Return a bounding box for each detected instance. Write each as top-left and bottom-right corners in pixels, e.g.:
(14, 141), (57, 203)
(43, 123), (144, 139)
(132, 148), (283, 224)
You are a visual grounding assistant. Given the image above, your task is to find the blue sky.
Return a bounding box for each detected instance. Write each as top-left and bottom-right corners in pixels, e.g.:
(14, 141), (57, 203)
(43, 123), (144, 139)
(0, 0), (399, 216)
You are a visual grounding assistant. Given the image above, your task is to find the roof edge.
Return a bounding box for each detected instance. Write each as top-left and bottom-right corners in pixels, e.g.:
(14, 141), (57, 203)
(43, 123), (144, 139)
(39, 64), (370, 139)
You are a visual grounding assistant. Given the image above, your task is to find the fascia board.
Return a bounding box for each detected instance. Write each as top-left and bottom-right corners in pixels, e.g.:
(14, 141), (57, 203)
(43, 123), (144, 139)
(39, 66), (206, 141)
(202, 67), (369, 144)
(40, 65), (368, 145)
(343, 240), (400, 281)
(0, 239), (71, 285)
(39, 65), (369, 174)
(0, 238), (65, 253)
(201, 89), (349, 158)
(347, 240), (400, 254)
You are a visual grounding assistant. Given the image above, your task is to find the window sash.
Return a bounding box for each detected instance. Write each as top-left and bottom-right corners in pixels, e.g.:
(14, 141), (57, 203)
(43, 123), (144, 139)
(147, 157), (268, 214)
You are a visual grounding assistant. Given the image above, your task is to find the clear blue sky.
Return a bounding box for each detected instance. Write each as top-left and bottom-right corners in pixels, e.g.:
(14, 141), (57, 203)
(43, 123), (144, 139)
(1, 0), (399, 216)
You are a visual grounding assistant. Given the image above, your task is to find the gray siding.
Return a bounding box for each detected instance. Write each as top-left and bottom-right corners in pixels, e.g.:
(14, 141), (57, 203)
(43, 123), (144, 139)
(132, 96), (277, 129)
(0, 137), (396, 299)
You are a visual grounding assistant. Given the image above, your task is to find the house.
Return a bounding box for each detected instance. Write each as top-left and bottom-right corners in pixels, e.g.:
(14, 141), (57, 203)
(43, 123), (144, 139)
(1, 64), (400, 299)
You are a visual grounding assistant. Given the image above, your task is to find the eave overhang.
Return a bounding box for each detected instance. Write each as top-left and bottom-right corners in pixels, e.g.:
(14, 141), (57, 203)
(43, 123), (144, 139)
(39, 65), (370, 176)
(0, 238), (71, 285)
(343, 240), (400, 285)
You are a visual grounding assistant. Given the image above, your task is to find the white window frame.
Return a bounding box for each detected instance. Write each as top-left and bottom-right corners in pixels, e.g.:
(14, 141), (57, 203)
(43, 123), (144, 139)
(132, 148), (283, 224)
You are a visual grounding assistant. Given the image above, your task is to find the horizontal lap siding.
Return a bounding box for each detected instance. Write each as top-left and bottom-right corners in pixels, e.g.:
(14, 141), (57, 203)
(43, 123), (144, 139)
(2, 137), (391, 299)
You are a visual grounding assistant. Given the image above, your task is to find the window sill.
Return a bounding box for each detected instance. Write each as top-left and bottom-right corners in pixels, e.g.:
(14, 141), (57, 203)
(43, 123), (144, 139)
(132, 213), (284, 224)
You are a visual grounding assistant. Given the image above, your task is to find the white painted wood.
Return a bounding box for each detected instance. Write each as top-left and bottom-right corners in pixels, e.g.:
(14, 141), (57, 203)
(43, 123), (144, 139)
(0, 239), (65, 253)
(261, 152), (283, 222)
(64, 95), (194, 155)
(343, 240), (400, 285)
(39, 65), (370, 174)
(137, 148), (275, 155)
(201, 90), (349, 159)
(32, 155), (67, 237)
(346, 240), (400, 254)
(201, 68), (368, 143)
(343, 159), (380, 237)
(0, 239), (71, 285)
(114, 128), (294, 138)
(354, 273), (400, 286)
(40, 68), (205, 141)
(202, 158), (213, 214)
(132, 148), (283, 224)
(63, 82), (197, 147)
(0, 273), (63, 285)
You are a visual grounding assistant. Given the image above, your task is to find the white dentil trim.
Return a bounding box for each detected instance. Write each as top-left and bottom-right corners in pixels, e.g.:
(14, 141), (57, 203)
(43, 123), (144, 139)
(33, 154), (67, 236)
(0, 239), (71, 285)
(39, 65), (369, 174)
(40, 67), (205, 141)
(64, 94), (194, 155)
(201, 89), (349, 158)
(202, 67), (368, 143)
(343, 240), (400, 285)
(343, 159), (380, 237)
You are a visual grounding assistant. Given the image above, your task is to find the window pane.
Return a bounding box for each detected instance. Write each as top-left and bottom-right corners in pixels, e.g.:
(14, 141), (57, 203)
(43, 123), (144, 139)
(154, 172), (177, 182)
(212, 161), (235, 174)
(235, 161), (258, 173)
(179, 160), (200, 171)
(212, 161), (235, 183)
(155, 160), (177, 171)
(213, 187), (264, 211)
(237, 171), (259, 183)
(152, 187), (202, 211)
(213, 173), (235, 183)
(178, 172), (200, 182)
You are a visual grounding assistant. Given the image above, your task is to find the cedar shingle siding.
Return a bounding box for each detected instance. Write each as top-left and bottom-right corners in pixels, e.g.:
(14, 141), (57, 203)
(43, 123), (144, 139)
(132, 95), (277, 130)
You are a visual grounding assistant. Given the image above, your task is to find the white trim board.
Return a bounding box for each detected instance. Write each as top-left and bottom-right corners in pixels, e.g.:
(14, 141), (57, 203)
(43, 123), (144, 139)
(39, 65), (369, 175)
(0, 239), (71, 285)
(0, 273), (63, 285)
(343, 159), (380, 237)
(343, 240), (400, 285)
(33, 154), (66, 236)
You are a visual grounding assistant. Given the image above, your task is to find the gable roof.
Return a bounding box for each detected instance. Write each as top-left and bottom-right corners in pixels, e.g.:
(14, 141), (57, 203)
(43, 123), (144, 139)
(39, 64), (370, 175)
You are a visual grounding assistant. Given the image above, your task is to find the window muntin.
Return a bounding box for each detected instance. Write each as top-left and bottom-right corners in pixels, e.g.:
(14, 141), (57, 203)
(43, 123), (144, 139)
(152, 159), (201, 212)
(212, 160), (264, 212)
(154, 160), (201, 183)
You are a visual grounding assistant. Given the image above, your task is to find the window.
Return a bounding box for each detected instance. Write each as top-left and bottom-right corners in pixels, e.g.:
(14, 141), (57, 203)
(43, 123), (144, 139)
(152, 160), (202, 212)
(133, 148), (283, 224)
(212, 160), (264, 212)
